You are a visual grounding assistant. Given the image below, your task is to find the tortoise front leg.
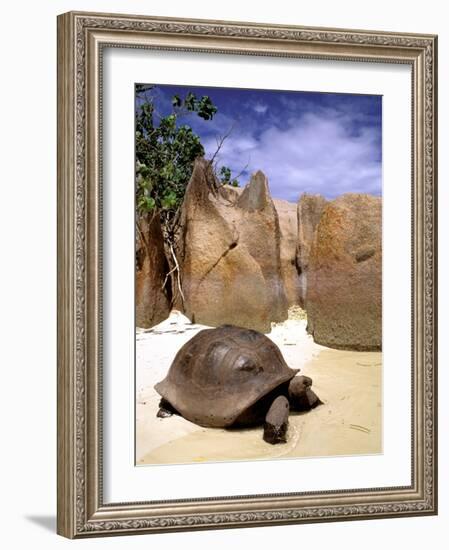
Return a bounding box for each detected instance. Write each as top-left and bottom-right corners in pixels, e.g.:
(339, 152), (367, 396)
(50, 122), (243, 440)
(288, 375), (322, 411)
(263, 395), (289, 444)
(156, 398), (177, 418)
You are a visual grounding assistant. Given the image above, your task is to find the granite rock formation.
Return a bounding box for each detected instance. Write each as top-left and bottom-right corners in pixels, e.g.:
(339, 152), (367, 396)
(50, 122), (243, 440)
(135, 213), (171, 328)
(179, 159), (288, 332)
(296, 193), (328, 307)
(135, 158), (382, 350)
(274, 198), (302, 306)
(305, 193), (382, 350)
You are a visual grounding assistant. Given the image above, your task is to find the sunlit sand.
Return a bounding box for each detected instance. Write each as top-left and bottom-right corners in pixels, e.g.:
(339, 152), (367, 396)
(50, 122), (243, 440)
(136, 310), (382, 466)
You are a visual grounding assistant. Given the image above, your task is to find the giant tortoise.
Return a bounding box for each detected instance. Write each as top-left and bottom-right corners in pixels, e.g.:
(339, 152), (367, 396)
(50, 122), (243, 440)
(154, 325), (322, 444)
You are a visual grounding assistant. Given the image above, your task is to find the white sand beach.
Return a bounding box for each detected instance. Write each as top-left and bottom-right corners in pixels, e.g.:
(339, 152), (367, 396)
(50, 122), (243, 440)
(136, 310), (382, 466)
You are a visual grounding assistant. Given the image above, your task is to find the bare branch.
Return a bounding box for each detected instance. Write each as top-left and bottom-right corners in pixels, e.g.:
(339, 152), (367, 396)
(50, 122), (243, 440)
(234, 155), (251, 180)
(207, 120), (237, 168)
(161, 264), (178, 291)
(169, 243), (185, 308)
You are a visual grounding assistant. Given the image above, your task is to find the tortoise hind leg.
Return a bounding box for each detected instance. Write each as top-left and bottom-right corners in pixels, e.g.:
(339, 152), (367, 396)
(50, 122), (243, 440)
(157, 398), (177, 418)
(263, 395), (289, 444)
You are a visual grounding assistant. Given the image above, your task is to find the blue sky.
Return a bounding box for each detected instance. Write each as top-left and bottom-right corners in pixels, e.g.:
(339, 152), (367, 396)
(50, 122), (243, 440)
(136, 84), (382, 203)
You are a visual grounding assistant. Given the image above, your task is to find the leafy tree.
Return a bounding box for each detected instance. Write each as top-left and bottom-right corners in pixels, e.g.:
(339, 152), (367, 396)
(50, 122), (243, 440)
(136, 89), (217, 226)
(218, 166), (240, 188)
(135, 85), (239, 305)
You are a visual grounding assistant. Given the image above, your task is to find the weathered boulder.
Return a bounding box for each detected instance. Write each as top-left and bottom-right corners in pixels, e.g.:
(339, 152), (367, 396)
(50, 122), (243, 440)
(306, 193), (382, 350)
(235, 172), (288, 322)
(135, 213), (171, 328)
(219, 184), (242, 203)
(179, 159), (288, 332)
(296, 193), (328, 307)
(274, 198), (301, 306)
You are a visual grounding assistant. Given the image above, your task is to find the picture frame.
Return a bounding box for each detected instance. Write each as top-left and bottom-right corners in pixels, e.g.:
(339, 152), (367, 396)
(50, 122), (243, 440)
(57, 11), (438, 538)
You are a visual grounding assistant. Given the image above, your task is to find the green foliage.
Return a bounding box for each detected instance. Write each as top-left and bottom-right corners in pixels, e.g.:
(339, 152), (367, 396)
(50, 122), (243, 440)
(136, 85), (242, 248)
(172, 92), (217, 120)
(136, 87), (219, 231)
(219, 166), (240, 188)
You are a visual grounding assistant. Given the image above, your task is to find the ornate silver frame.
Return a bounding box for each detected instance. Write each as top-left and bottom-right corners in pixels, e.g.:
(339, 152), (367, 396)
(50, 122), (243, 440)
(57, 11), (438, 538)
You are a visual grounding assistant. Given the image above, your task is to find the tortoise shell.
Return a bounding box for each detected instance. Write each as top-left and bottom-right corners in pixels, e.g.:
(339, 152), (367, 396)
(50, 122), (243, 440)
(154, 325), (298, 428)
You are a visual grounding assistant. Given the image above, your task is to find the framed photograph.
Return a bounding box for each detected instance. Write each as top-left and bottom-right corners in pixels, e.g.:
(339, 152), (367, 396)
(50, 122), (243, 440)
(57, 11), (438, 538)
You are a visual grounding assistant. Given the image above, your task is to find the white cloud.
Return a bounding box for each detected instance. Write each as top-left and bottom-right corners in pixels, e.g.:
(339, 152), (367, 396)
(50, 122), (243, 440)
(252, 103), (268, 114)
(204, 110), (381, 202)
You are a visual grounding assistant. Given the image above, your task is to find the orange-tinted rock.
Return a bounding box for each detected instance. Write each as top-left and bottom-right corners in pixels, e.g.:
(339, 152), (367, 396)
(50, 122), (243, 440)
(135, 213), (171, 328)
(179, 159), (288, 332)
(296, 193), (328, 307)
(306, 194), (382, 350)
(274, 198), (301, 306)
(235, 171), (288, 322)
